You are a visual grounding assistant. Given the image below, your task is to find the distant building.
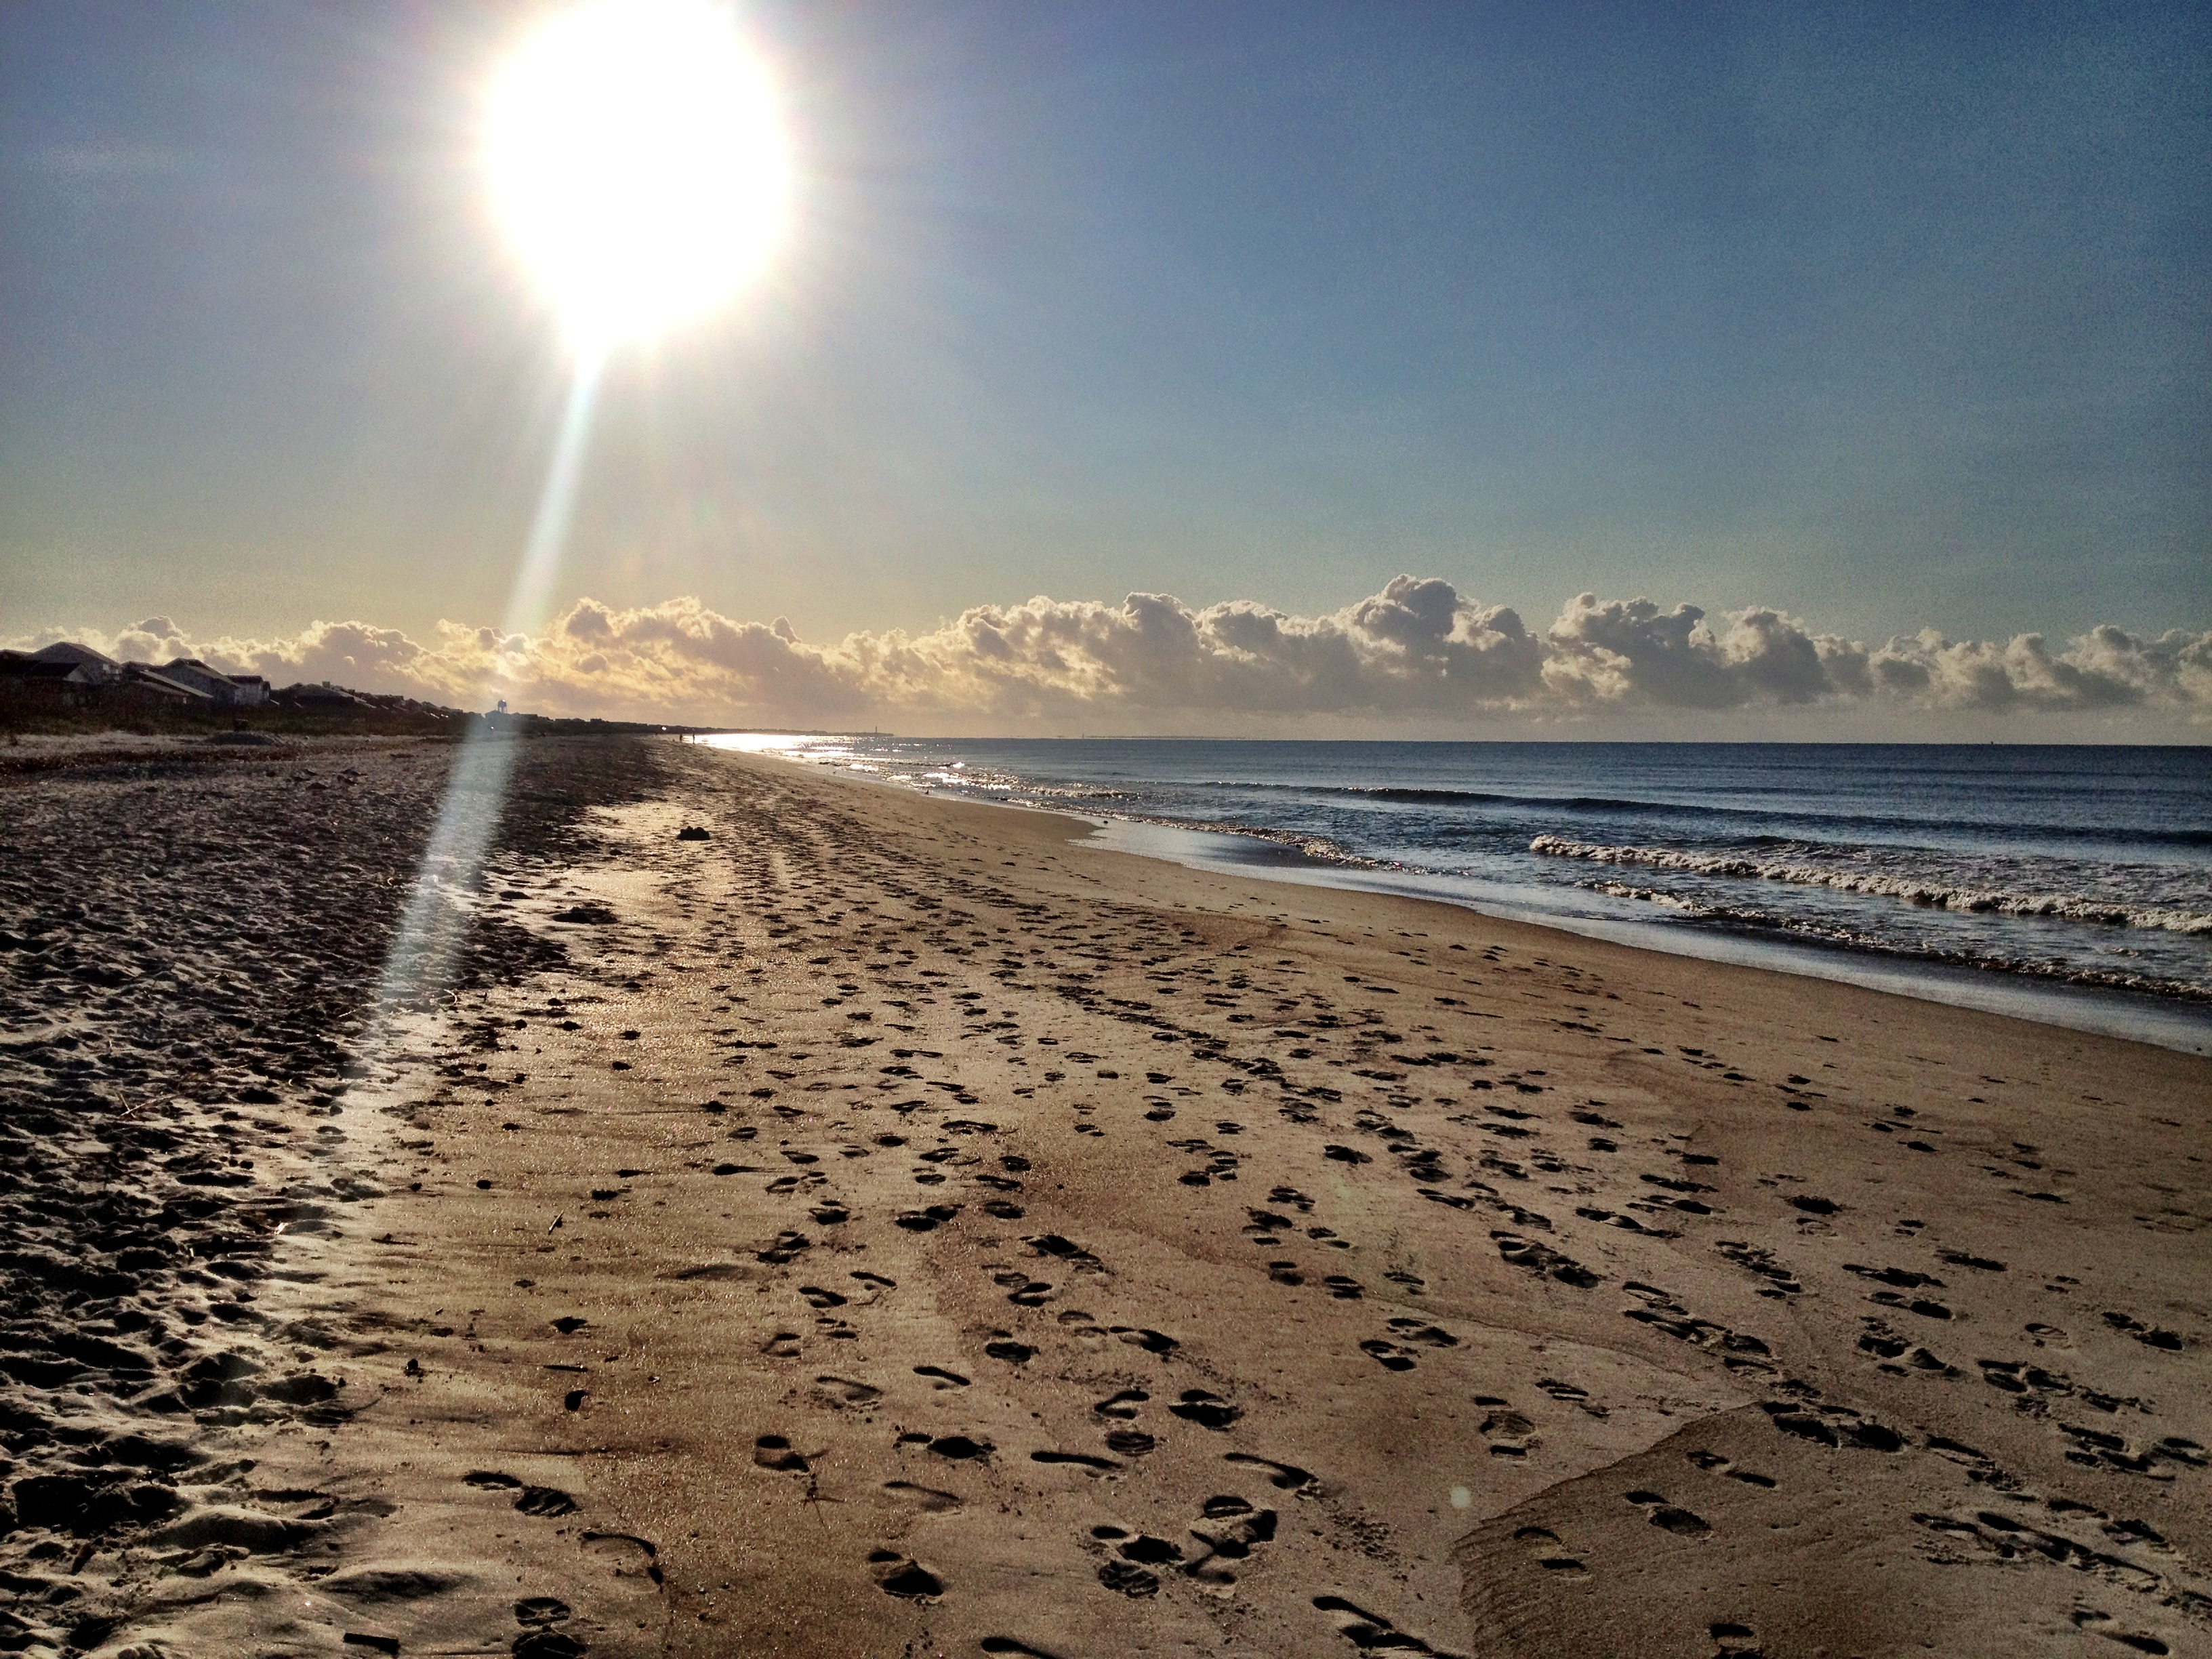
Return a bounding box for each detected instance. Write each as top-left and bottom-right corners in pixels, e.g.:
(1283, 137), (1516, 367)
(118, 663), (216, 705)
(159, 657), (268, 708)
(274, 682), (366, 708)
(0, 651), (102, 704)
(30, 642), (123, 683)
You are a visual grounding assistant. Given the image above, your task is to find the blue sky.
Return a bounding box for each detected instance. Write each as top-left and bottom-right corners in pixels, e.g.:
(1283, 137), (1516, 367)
(2, 0), (2206, 657)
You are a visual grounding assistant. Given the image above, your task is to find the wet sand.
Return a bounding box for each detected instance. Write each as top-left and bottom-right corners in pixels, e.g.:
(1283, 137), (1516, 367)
(4, 738), (2208, 1658)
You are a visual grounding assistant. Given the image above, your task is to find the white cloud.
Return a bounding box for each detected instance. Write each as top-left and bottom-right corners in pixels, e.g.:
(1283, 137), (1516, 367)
(18, 579), (2209, 731)
(1866, 624), (2212, 712)
(1541, 594), (1870, 708)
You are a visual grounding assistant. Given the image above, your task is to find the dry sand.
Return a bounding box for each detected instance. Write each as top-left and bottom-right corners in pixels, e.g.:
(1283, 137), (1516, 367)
(3, 737), (2207, 1659)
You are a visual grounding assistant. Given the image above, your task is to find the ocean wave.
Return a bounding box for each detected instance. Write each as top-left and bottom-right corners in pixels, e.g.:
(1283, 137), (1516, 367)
(1189, 779), (2212, 848)
(1574, 878), (2211, 1002)
(1532, 836), (2212, 935)
(1125, 815), (1377, 867)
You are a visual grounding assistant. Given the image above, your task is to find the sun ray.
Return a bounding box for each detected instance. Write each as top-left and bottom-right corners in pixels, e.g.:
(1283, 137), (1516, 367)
(365, 1), (788, 1032)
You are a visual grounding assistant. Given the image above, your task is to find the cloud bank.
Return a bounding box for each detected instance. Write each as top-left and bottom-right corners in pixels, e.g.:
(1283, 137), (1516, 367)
(20, 577), (2211, 735)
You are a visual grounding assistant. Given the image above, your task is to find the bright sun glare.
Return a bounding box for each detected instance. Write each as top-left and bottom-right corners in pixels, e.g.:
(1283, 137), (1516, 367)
(484, 0), (790, 352)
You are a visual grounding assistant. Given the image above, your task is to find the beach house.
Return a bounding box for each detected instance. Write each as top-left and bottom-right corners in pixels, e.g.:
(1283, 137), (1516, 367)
(159, 658), (270, 708)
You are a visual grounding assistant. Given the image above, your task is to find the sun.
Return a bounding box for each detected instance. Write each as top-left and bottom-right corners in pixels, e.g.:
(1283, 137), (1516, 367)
(483, 0), (790, 353)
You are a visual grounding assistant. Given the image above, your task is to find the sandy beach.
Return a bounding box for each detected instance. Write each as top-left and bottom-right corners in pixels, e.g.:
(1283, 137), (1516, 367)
(4, 735), (2208, 1659)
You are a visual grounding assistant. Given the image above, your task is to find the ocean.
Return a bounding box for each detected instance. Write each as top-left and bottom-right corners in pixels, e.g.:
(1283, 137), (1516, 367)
(697, 736), (2212, 1054)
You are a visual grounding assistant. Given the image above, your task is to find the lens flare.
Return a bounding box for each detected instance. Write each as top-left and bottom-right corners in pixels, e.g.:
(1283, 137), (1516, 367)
(484, 0), (790, 352)
(363, 7), (792, 1045)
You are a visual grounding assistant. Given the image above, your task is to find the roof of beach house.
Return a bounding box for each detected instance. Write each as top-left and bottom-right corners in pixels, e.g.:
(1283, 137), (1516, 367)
(30, 641), (122, 678)
(162, 657), (245, 685)
(121, 663), (216, 701)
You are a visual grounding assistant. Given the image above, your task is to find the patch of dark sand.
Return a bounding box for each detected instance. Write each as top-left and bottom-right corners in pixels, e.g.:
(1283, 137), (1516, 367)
(0, 736), (674, 1655)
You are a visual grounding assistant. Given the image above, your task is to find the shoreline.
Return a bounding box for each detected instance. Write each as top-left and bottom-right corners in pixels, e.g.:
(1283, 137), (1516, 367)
(1085, 817), (2212, 1057)
(705, 738), (2212, 1059)
(7, 736), (2209, 1658)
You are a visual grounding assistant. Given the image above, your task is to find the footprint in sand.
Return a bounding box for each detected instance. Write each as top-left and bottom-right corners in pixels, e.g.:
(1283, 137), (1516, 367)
(1681, 1451), (1769, 1495)
(1387, 1317), (1458, 1347)
(756, 1229), (812, 1263)
(882, 1480), (962, 1512)
(1187, 1494), (1277, 1573)
(815, 1374), (882, 1409)
(1169, 1389), (1242, 1429)
(1030, 1450), (1120, 1475)
(514, 1626), (588, 1656)
(465, 1471), (577, 1517)
(868, 1551), (943, 1599)
(895, 1204), (961, 1232)
(1622, 1489), (1711, 1535)
(1475, 1400), (1534, 1457)
(1096, 1554), (1161, 1597)
(1716, 1239), (1801, 1296)
(514, 1596), (571, 1627)
(1536, 1376), (1607, 1418)
(1093, 1387), (1148, 1420)
(1028, 1233), (1103, 1270)
(922, 1434), (993, 1461)
(1511, 1523), (1587, 1575)
(1216, 1454), (1315, 1490)
(2104, 1310), (2186, 1351)
(1313, 1593), (1461, 1656)
(753, 1434), (809, 1472)
(1857, 1319), (1957, 1374)
(581, 1530), (662, 1584)
(1493, 1232), (1601, 1288)
(2070, 1610), (2174, 1654)
(1938, 1248), (2007, 1272)
(995, 1273), (1054, 1307)
(1763, 1401), (1904, 1452)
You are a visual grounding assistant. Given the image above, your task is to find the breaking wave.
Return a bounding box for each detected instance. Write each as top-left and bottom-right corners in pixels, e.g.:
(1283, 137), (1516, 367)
(1575, 879), (2212, 1002)
(1167, 776), (2212, 847)
(1531, 836), (2212, 935)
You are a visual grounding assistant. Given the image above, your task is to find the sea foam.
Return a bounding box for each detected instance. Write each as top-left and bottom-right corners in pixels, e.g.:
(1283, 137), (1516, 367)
(1530, 836), (2212, 935)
